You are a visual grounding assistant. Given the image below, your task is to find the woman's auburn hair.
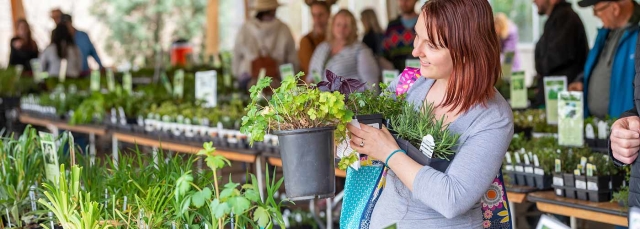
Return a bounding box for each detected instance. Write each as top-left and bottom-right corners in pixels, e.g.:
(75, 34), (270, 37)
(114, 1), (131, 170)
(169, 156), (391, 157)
(421, 0), (501, 114)
(327, 9), (359, 46)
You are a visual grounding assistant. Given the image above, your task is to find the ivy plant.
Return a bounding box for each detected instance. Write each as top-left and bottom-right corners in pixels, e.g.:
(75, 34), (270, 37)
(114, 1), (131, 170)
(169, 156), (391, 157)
(241, 72), (354, 144)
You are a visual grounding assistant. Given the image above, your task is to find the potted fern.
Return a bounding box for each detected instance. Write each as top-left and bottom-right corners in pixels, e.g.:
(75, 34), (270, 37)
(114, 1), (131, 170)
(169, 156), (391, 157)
(241, 72), (353, 201)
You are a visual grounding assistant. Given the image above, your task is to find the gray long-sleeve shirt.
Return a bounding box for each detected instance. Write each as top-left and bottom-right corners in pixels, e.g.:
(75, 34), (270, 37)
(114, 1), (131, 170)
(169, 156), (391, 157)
(369, 77), (514, 228)
(308, 41), (380, 87)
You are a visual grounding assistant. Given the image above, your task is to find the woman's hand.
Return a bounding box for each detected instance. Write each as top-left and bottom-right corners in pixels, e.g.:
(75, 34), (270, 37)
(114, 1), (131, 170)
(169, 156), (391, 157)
(347, 123), (401, 161)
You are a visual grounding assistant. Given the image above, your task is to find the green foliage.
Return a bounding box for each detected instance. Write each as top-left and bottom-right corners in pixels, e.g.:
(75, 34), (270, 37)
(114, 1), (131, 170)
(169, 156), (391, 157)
(346, 83), (406, 117)
(612, 186), (629, 207)
(90, 0), (207, 65)
(241, 72), (354, 144)
(0, 67), (35, 97)
(389, 101), (460, 160)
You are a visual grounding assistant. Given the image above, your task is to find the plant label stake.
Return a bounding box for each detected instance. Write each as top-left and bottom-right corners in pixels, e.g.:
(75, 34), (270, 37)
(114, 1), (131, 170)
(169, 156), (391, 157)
(123, 196), (128, 212)
(510, 72), (527, 108)
(419, 135), (435, 158)
(59, 59), (67, 82)
(111, 108), (117, 124)
(107, 69), (116, 91)
(39, 132), (60, 183)
(49, 210), (54, 229)
(6, 208), (11, 227)
(124, 71), (133, 92)
(29, 185), (37, 211)
(597, 121), (609, 140)
(104, 189), (109, 208)
(279, 63), (295, 80)
(585, 123), (595, 140)
(558, 91), (584, 146)
(90, 70), (101, 91)
(195, 70), (218, 108)
(505, 152), (513, 171)
(382, 70), (399, 85)
(580, 157), (587, 173)
(543, 76), (567, 124)
(172, 221), (176, 229)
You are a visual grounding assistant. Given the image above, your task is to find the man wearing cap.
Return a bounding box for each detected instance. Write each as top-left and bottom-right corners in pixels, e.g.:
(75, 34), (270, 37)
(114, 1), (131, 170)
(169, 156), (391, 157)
(532, 0), (589, 109)
(568, 0), (640, 119)
(232, 0), (298, 90)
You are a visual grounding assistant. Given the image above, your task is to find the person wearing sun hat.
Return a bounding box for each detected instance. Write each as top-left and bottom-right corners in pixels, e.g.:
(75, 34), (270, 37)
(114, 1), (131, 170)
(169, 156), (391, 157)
(232, 0), (299, 91)
(568, 0), (639, 120)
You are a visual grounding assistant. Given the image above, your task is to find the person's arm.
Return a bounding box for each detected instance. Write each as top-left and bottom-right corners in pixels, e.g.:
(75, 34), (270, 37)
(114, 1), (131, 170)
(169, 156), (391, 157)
(388, 112), (513, 218)
(86, 35), (102, 68)
(357, 45), (380, 88)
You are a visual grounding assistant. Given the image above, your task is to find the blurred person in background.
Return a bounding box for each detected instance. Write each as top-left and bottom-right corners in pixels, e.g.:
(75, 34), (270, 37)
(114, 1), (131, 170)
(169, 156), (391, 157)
(9, 19), (39, 72)
(233, 0), (298, 90)
(494, 13), (521, 72)
(298, 0), (334, 76)
(62, 14), (103, 76)
(40, 23), (82, 78)
(361, 9), (385, 56)
(382, 0), (419, 71)
(308, 9), (380, 87)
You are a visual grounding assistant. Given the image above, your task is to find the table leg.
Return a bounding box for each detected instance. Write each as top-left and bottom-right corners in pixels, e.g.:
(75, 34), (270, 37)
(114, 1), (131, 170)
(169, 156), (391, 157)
(89, 132), (96, 166)
(509, 201), (516, 229)
(255, 156), (265, 201)
(570, 216), (577, 229)
(310, 200), (326, 229)
(112, 135), (118, 167)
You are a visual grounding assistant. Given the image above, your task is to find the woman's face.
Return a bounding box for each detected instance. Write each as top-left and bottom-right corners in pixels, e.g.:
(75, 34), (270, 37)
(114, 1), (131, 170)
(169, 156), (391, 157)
(411, 13), (453, 81)
(332, 14), (352, 42)
(17, 22), (29, 38)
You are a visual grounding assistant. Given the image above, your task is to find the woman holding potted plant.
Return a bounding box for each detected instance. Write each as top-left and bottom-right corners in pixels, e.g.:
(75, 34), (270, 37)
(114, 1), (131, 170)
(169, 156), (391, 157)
(307, 9), (380, 87)
(346, 0), (514, 228)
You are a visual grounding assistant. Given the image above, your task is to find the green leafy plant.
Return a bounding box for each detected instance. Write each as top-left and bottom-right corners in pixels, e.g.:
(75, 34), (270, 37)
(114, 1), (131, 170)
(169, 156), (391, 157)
(389, 101), (460, 160)
(241, 72), (354, 144)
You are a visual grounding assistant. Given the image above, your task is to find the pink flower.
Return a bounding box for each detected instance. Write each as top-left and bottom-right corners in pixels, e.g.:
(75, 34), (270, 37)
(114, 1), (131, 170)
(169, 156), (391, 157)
(483, 210), (493, 219)
(483, 220), (491, 228)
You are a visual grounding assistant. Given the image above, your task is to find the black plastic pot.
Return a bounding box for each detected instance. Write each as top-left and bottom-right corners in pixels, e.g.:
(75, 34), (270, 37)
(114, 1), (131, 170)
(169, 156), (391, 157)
(515, 172), (527, 186)
(565, 187), (577, 199)
(274, 126), (336, 201)
(525, 173), (536, 188)
(611, 175), (624, 191)
(535, 174), (553, 190)
(585, 138), (596, 148)
(504, 170), (516, 185)
(577, 189), (588, 201)
(575, 175), (587, 190)
(587, 191), (611, 202)
(355, 114), (384, 129)
(553, 173), (565, 186)
(394, 137), (452, 173)
(563, 173), (575, 188)
(595, 139), (608, 149)
(586, 176), (610, 192)
(553, 185), (565, 197)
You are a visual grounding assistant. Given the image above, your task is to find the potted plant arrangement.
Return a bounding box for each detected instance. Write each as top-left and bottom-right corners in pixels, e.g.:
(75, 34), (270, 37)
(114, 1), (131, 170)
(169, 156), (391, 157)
(241, 72), (353, 201)
(585, 154), (622, 202)
(532, 148), (555, 190)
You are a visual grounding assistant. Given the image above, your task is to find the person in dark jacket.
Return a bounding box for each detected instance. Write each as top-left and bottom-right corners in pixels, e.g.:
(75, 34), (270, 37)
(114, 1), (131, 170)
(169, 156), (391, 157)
(532, 0), (589, 108)
(610, 33), (640, 210)
(361, 9), (384, 56)
(382, 0), (418, 71)
(9, 19), (39, 72)
(569, 0), (640, 119)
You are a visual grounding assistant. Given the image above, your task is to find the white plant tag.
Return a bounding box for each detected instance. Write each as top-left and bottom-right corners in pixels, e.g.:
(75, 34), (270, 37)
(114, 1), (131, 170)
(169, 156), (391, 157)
(586, 164), (593, 177)
(587, 181), (599, 191)
(118, 107), (127, 125)
(597, 121), (608, 140)
(575, 179), (587, 190)
(555, 159), (562, 173)
(533, 155), (540, 167)
(534, 168), (544, 175)
(555, 188), (563, 196)
(336, 119), (362, 170)
(419, 134), (435, 158)
(585, 123), (595, 139)
(505, 152), (512, 164)
(524, 154), (531, 165)
(514, 153), (522, 164)
(110, 108), (117, 124)
(553, 176), (564, 186)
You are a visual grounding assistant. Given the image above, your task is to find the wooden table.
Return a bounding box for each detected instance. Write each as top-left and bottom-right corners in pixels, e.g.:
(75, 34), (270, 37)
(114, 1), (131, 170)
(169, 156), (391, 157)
(19, 113), (107, 160)
(528, 191), (628, 227)
(266, 157), (347, 178)
(19, 114), (107, 136)
(112, 132), (257, 163)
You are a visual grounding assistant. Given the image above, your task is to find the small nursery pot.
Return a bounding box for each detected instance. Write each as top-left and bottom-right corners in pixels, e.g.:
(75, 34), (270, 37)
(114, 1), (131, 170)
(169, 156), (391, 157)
(563, 173), (575, 188)
(503, 170), (517, 185)
(515, 172), (527, 186)
(274, 126), (336, 201)
(595, 138), (609, 149)
(585, 138), (597, 148)
(553, 185), (565, 197)
(354, 114), (384, 129)
(525, 173), (537, 188)
(587, 190), (611, 202)
(394, 137), (452, 173)
(565, 186), (577, 199)
(574, 175), (587, 190)
(534, 174), (553, 190)
(586, 176), (611, 192)
(553, 173), (565, 186)
(576, 189), (589, 201)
